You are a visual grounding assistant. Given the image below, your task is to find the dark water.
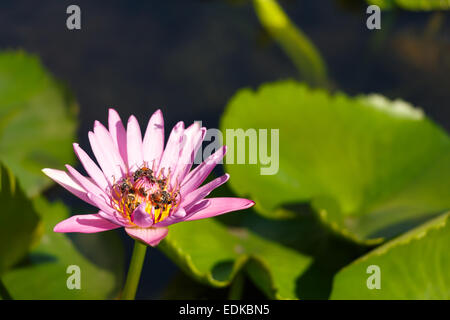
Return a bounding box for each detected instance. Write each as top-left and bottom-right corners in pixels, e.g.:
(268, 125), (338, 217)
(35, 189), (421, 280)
(1, 0), (448, 298)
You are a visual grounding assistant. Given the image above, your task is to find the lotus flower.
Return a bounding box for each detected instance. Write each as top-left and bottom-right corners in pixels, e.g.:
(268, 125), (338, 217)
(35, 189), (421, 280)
(43, 109), (254, 246)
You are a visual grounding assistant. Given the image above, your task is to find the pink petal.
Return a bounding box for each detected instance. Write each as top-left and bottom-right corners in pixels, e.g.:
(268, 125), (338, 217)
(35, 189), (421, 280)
(93, 120), (127, 175)
(142, 109), (164, 170)
(153, 201), (209, 228)
(108, 108), (128, 167)
(180, 146), (227, 195)
(73, 143), (109, 191)
(158, 121), (184, 179)
(42, 168), (94, 206)
(88, 131), (117, 184)
(172, 122), (206, 184)
(152, 207), (187, 227)
(131, 203), (154, 228)
(183, 126), (206, 177)
(125, 227), (169, 247)
(86, 193), (131, 227)
(65, 164), (108, 200)
(54, 214), (120, 233)
(184, 197), (254, 221)
(181, 174), (230, 209)
(127, 115), (144, 171)
(173, 207), (187, 218)
(97, 210), (132, 227)
(86, 192), (115, 216)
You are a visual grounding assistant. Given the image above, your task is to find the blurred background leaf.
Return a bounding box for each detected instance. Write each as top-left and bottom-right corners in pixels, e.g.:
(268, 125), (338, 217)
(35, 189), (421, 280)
(159, 216), (313, 299)
(2, 197), (124, 299)
(0, 165), (40, 276)
(331, 211), (450, 299)
(220, 81), (450, 243)
(252, 0), (328, 87)
(368, 0), (450, 10)
(158, 181), (366, 299)
(0, 51), (77, 197)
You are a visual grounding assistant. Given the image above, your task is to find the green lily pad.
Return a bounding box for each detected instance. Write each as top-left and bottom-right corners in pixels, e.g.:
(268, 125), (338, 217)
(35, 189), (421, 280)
(330, 211), (450, 299)
(0, 165), (40, 276)
(0, 50), (77, 196)
(2, 198), (124, 299)
(159, 216), (313, 299)
(368, 0), (450, 10)
(159, 180), (366, 300)
(220, 81), (450, 243)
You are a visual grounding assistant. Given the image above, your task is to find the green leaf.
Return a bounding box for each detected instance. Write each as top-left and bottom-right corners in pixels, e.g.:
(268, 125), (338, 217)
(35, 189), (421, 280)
(220, 81), (450, 243)
(252, 0), (328, 87)
(330, 212), (450, 299)
(159, 183), (365, 300)
(0, 165), (40, 275)
(159, 217), (313, 299)
(0, 50), (77, 196)
(2, 198), (124, 299)
(368, 0), (450, 10)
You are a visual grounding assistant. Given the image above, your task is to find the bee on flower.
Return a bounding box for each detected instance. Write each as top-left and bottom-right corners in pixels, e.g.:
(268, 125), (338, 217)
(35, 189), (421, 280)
(42, 109), (254, 247)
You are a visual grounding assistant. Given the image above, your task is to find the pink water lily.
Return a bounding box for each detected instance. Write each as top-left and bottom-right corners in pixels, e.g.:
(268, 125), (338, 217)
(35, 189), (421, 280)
(43, 109), (254, 247)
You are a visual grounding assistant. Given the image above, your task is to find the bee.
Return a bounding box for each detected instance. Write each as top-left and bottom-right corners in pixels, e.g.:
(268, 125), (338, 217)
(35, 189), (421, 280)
(127, 203), (140, 212)
(151, 190), (172, 208)
(156, 178), (167, 188)
(125, 194), (139, 212)
(115, 178), (133, 194)
(133, 167), (154, 181)
(138, 187), (148, 197)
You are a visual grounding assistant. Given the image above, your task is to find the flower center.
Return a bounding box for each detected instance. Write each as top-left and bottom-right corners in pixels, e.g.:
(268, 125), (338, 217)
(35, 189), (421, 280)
(110, 165), (179, 224)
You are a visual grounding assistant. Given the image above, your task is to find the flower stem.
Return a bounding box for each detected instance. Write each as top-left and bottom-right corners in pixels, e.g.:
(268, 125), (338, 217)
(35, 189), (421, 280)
(253, 0), (328, 88)
(122, 240), (147, 300)
(0, 279), (13, 300)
